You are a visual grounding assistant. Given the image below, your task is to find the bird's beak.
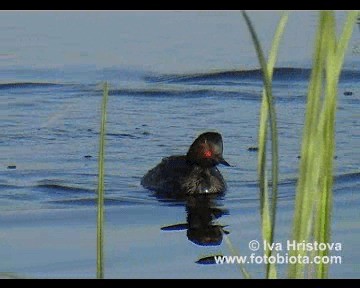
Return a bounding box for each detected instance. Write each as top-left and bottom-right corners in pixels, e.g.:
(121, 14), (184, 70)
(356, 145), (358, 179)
(219, 157), (231, 167)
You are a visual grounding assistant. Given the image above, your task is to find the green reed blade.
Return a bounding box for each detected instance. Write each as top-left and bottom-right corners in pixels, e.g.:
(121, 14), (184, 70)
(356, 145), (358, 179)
(97, 82), (109, 279)
(222, 229), (251, 279)
(288, 11), (357, 279)
(288, 11), (330, 279)
(313, 11), (358, 279)
(242, 11), (287, 279)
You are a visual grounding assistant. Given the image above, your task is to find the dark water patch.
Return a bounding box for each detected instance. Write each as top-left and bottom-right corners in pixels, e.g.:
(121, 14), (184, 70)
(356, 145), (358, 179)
(48, 198), (122, 206)
(145, 67), (360, 84)
(36, 127), (98, 140)
(107, 84), (307, 104)
(111, 88), (214, 98)
(7, 101), (39, 108)
(36, 180), (94, 194)
(49, 196), (155, 207)
(0, 82), (96, 99)
(0, 82), (64, 90)
(3, 193), (38, 201)
(106, 133), (140, 139)
(196, 255), (224, 265)
(0, 183), (31, 190)
(110, 87), (261, 101)
(144, 68), (311, 83)
(334, 171), (360, 185)
(334, 183), (360, 196)
(85, 81), (307, 108)
(90, 129), (147, 140)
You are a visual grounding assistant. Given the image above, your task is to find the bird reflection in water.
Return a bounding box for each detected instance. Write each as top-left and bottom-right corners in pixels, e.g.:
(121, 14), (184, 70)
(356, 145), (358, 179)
(157, 193), (229, 246)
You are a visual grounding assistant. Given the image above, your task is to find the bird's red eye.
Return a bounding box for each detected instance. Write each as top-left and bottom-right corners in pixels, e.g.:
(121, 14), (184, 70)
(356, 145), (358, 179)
(204, 150), (212, 158)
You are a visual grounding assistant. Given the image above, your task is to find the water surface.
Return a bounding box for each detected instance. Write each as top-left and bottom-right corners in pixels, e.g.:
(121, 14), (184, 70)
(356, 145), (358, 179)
(0, 11), (359, 278)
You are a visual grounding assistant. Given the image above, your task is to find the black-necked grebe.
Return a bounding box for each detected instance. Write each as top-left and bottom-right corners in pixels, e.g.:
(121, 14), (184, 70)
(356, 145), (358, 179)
(141, 132), (230, 195)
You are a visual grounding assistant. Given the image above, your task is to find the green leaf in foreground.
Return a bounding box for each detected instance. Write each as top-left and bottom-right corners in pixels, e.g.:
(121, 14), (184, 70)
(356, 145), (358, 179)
(242, 11), (288, 279)
(288, 11), (357, 279)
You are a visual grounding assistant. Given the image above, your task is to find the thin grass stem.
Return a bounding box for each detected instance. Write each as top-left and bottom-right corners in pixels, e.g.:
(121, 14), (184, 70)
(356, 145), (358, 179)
(97, 82), (109, 279)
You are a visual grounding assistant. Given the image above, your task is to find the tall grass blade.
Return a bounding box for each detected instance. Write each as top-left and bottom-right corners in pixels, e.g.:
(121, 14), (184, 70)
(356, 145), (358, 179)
(97, 82), (109, 279)
(313, 11), (358, 279)
(288, 11), (357, 278)
(242, 11), (287, 278)
(211, 210), (250, 278)
(288, 12), (328, 279)
(222, 230), (251, 279)
(312, 12), (336, 279)
(258, 12), (288, 279)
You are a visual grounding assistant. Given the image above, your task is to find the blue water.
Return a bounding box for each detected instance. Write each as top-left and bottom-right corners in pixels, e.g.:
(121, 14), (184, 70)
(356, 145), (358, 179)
(0, 65), (359, 278)
(0, 11), (359, 279)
